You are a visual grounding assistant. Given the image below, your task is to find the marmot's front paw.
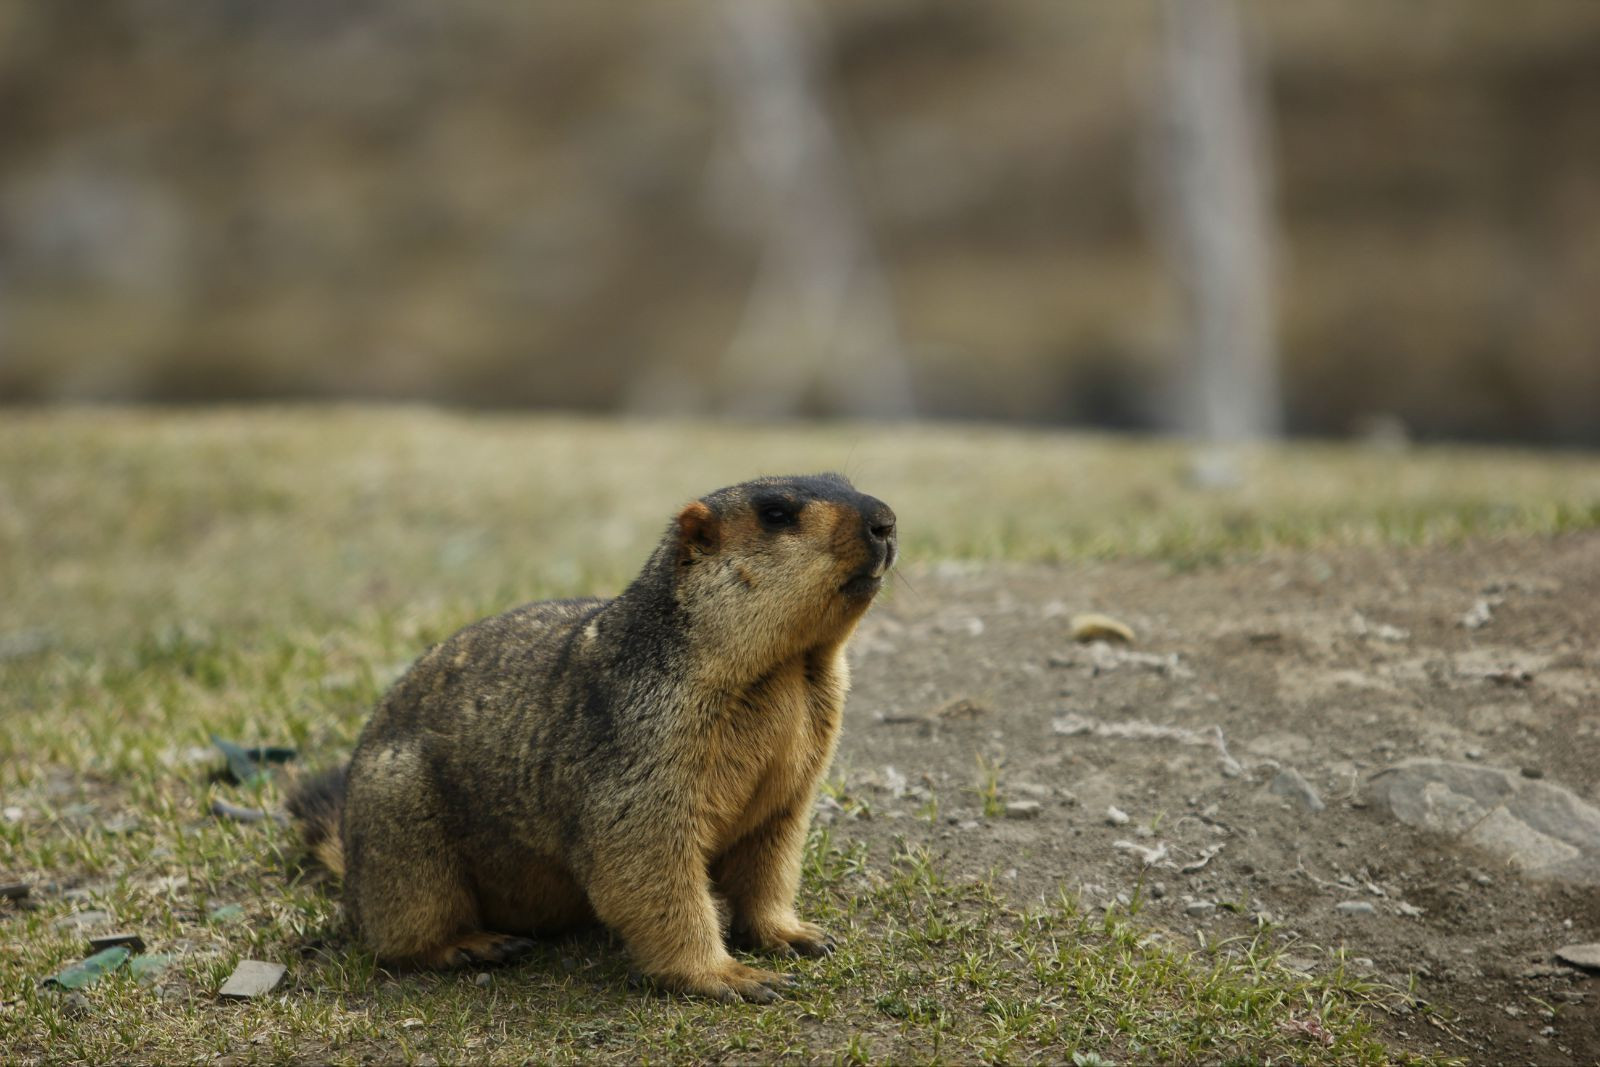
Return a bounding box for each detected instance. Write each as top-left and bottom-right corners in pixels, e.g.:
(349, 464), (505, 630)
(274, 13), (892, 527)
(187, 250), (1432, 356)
(666, 960), (795, 1004)
(738, 919), (835, 959)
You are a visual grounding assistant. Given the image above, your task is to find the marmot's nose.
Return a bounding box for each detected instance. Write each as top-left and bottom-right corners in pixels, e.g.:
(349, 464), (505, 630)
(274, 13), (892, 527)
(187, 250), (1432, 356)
(863, 499), (896, 543)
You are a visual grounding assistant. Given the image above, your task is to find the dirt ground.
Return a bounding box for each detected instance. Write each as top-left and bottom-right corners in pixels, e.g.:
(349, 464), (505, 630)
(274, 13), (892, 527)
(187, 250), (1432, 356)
(830, 531), (1600, 1064)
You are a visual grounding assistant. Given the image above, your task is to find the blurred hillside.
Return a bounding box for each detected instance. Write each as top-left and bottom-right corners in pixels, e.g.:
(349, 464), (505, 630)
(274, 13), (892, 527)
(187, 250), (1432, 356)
(1, 1), (1598, 443)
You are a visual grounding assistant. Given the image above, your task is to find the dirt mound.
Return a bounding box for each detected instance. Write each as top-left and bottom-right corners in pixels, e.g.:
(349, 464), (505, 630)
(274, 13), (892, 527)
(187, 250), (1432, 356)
(833, 531), (1600, 1063)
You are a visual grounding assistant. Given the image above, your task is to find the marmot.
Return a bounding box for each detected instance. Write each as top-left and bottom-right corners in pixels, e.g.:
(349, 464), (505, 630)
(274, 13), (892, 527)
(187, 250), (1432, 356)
(289, 473), (896, 1002)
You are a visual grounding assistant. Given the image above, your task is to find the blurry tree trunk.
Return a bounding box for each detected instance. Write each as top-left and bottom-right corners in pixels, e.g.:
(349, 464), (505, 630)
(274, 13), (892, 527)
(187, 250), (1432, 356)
(1157, 0), (1281, 459)
(706, 0), (913, 418)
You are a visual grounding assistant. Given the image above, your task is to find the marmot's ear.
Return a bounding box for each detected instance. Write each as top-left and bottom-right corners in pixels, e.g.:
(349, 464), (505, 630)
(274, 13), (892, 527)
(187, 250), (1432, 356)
(675, 501), (721, 563)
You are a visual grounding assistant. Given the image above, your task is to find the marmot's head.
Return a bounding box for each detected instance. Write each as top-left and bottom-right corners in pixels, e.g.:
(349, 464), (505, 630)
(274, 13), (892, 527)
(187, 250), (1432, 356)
(671, 473), (895, 670)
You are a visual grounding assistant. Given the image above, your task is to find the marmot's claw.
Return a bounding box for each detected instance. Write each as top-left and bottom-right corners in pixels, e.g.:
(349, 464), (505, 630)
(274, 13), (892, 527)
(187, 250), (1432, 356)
(743, 982), (781, 1004)
(791, 934), (835, 958)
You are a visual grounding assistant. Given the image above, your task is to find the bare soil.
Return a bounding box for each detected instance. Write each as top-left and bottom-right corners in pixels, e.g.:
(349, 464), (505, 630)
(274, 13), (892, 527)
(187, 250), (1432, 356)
(832, 531), (1600, 1064)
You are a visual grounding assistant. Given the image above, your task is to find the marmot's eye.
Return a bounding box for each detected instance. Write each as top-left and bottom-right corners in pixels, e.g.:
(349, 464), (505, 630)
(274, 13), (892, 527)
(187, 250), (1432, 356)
(758, 503), (798, 529)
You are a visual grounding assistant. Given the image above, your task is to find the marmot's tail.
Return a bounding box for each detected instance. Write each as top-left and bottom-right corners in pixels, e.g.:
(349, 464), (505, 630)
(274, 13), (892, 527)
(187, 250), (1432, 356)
(286, 765), (348, 878)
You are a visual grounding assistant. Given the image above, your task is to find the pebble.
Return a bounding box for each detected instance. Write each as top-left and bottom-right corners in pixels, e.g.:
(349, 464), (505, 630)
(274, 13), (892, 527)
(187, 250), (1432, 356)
(53, 909), (111, 931)
(1185, 901), (1216, 917)
(1335, 900), (1376, 916)
(1554, 943), (1600, 972)
(1105, 806), (1130, 826)
(1149, 882), (1167, 899)
(88, 933), (146, 953)
(475, 972), (492, 988)
(218, 960), (285, 999)
(1268, 767), (1325, 813)
(1003, 800), (1042, 820)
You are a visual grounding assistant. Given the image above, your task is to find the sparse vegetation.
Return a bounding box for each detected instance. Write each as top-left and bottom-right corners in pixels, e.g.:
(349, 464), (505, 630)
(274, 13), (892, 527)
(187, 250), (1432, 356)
(5, 407), (1584, 1062)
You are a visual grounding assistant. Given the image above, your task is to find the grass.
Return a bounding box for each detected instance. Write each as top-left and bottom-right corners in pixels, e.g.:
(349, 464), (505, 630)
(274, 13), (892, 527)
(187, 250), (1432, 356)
(6, 404), (1593, 1063)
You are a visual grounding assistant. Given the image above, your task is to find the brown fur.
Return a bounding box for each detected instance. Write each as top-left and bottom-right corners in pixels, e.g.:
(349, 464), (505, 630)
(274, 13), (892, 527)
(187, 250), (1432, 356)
(288, 474), (895, 1001)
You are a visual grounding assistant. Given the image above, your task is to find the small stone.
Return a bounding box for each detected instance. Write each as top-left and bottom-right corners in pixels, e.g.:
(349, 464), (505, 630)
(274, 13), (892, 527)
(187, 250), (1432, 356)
(0, 883), (29, 900)
(1, 807), (22, 823)
(1069, 613), (1135, 644)
(1149, 882), (1167, 899)
(936, 698), (990, 721)
(88, 933), (146, 953)
(1335, 900), (1376, 916)
(218, 960), (286, 999)
(1105, 806), (1130, 826)
(1003, 800), (1042, 820)
(1185, 901), (1216, 917)
(53, 909), (111, 931)
(1465, 748), (1484, 761)
(1461, 599), (1495, 629)
(475, 971), (492, 987)
(1554, 944), (1600, 972)
(1520, 767), (1545, 780)
(1269, 767), (1325, 813)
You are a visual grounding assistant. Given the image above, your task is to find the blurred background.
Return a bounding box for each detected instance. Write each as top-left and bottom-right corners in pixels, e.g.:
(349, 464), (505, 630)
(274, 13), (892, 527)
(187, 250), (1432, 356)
(2, 0), (1598, 445)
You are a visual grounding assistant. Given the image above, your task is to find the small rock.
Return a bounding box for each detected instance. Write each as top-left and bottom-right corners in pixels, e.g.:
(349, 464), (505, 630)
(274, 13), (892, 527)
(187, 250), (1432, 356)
(1105, 806), (1130, 826)
(1269, 767), (1325, 813)
(88, 933), (146, 953)
(2, 807), (23, 823)
(1069, 613), (1135, 644)
(1150, 882), (1167, 899)
(0, 882), (29, 900)
(1003, 800), (1042, 820)
(1335, 900), (1376, 916)
(936, 698), (990, 721)
(1461, 599), (1495, 629)
(218, 960), (286, 999)
(1465, 748), (1484, 761)
(475, 972), (492, 987)
(53, 909), (111, 931)
(1185, 901), (1216, 917)
(1554, 944), (1600, 972)
(1520, 767), (1545, 780)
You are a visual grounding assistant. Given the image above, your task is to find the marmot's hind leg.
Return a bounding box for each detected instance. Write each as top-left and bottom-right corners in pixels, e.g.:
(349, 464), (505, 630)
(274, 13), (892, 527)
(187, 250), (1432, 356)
(413, 931), (537, 971)
(344, 751), (532, 970)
